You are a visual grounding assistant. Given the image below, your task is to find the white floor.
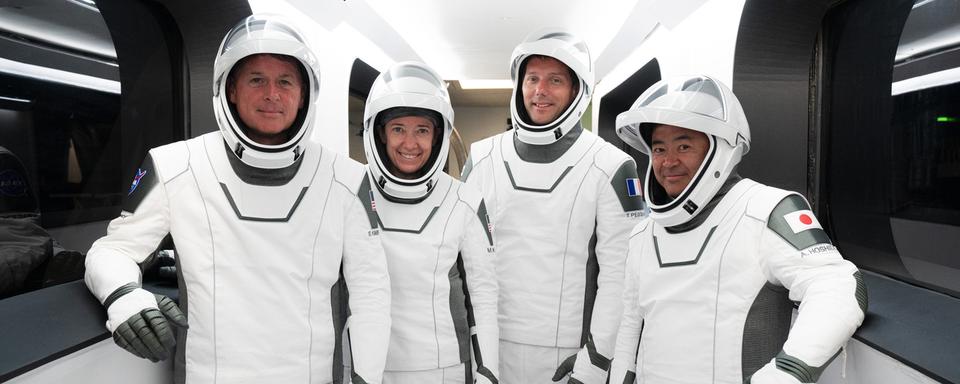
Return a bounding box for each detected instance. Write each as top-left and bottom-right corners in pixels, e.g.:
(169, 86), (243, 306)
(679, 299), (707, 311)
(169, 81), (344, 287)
(7, 339), (172, 384)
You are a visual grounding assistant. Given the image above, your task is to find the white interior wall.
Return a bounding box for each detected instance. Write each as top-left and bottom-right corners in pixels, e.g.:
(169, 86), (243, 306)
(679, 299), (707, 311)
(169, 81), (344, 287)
(592, 0), (746, 138)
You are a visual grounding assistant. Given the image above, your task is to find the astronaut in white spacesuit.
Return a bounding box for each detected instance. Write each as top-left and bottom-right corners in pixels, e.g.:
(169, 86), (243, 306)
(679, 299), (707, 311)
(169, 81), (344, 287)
(84, 15), (391, 384)
(461, 30), (645, 384)
(610, 75), (867, 384)
(361, 61), (499, 384)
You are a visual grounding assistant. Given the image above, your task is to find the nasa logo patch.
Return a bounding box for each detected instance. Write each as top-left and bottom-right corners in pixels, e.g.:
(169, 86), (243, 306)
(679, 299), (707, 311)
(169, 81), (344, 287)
(128, 168), (148, 196)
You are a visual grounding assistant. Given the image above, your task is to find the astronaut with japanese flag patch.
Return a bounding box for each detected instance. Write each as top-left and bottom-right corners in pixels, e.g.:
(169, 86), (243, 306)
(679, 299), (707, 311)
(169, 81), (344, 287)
(609, 75), (866, 384)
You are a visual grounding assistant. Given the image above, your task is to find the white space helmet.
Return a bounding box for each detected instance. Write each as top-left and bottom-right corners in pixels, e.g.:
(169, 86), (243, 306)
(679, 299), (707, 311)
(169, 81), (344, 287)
(212, 14), (319, 169)
(363, 62), (453, 201)
(509, 29), (593, 145)
(615, 75), (750, 227)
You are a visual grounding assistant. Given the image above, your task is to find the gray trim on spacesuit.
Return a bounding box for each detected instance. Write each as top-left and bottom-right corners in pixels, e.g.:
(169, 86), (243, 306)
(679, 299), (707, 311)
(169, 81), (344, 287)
(377, 206), (440, 234)
(652, 226), (717, 267)
(460, 154), (475, 181)
(741, 282), (792, 382)
(223, 141), (303, 186)
(512, 123), (583, 164)
(854, 270), (868, 313)
(475, 201), (494, 246)
(504, 162), (573, 193)
(609, 160), (644, 213)
(766, 195), (831, 250)
(330, 269), (349, 384)
(122, 154), (159, 215)
(448, 258), (471, 365)
(218, 183), (308, 222)
(356, 176), (379, 229)
(771, 350), (838, 384)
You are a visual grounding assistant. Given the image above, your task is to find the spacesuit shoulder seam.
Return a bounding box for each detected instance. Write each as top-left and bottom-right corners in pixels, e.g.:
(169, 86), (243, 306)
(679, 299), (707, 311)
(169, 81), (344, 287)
(745, 183), (795, 222)
(469, 134), (499, 166)
(591, 140), (634, 177)
(454, 179), (483, 212)
(330, 153), (367, 195)
(148, 140), (192, 184)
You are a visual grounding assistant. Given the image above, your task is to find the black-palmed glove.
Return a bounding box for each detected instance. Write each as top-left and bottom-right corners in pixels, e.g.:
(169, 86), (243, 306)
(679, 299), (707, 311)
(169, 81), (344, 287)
(103, 283), (187, 362)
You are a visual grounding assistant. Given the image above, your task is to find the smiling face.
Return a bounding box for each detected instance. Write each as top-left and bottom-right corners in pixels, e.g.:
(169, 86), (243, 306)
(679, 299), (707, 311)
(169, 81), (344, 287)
(383, 115), (436, 179)
(650, 124), (711, 198)
(521, 56), (575, 125)
(227, 54), (305, 145)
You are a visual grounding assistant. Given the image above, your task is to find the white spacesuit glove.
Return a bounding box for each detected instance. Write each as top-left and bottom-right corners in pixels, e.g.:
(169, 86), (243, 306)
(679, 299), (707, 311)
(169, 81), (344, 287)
(748, 359), (804, 384)
(552, 346), (609, 384)
(475, 372), (497, 384)
(103, 283), (187, 362)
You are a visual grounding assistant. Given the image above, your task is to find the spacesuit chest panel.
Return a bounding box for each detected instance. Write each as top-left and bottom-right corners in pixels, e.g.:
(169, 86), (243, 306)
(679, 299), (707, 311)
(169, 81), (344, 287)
(491, 133), (599, 253)
(498, 130), (596, 192)
(372, 175), (453, 234)
(650, 179), (758, 267)
(163, 135), (347, 382)
(634, 179), (769, 384)
(202, 134), (321, 221)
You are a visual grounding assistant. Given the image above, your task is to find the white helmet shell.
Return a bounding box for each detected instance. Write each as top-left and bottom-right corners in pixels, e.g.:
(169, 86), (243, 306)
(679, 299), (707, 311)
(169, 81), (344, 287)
(509, 29), (593, 145)
(363, 62), (453, 201)
(212, 14), (319, 169)
(615, 75), (750, 227)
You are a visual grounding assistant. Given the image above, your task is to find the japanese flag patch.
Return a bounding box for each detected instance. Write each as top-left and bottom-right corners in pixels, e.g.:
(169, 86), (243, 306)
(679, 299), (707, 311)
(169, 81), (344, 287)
(783, 210), (822, 234)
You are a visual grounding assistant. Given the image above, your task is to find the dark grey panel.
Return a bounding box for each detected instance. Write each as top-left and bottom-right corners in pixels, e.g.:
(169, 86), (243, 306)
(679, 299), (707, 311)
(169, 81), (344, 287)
(357, 176), (380, 229)
(513, 123), (582, 164)
(733, 0), (831, 197)
(653, 226), (716, 268)
(475, 200), (493, 246)
(121, 153), (159, 214)
(766, 195), (832, 250)
(503, 162), (573, 193)
(218, 183), (308, 222)
(0, 280), (177, 381)
(448, 258), (470, 364)
(225, 141), (303, 186)
(820, 0), (916, 280)
(378, 206), (439, 234)
(609, 159), (643, 213)
(153, 0), (252, 139)
(741, 282), (792, 381)
(855, 271), (960, 383)
(97, 0), (190, 197)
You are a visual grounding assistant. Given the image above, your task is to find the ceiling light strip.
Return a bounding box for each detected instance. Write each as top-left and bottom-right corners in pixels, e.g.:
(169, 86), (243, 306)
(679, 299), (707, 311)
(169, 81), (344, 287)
(0, 57), (120, 95)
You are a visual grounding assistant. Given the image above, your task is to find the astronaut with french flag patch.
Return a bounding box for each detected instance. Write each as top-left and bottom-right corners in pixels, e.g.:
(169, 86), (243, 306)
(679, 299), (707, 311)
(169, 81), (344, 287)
(610, 76), (866, 384)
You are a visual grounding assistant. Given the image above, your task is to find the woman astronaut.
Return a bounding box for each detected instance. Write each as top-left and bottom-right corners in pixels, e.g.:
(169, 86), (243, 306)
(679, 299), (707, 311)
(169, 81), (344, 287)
(362, 61), (499, 384)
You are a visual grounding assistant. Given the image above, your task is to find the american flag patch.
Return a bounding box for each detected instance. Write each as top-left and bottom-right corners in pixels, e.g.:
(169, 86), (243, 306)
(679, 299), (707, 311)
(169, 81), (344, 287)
(783, 210), (822, 233)
(626, 178), (642, 197)
(368, 190), (377, 212)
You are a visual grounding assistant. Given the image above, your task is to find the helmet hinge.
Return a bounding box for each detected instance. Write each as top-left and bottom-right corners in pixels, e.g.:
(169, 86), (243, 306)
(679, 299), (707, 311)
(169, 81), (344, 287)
(234, 143), (244, 159)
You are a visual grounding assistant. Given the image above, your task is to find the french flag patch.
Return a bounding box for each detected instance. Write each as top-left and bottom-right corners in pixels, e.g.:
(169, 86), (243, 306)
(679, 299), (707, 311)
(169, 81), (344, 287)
(783, 210), (822, 234)
(625, 178), (642, 197)
(368, 190), (377, 212)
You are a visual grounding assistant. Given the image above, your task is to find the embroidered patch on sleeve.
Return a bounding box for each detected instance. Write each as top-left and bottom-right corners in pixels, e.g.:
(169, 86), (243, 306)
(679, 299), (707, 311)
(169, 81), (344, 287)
(782, 210), (822, 234)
